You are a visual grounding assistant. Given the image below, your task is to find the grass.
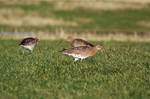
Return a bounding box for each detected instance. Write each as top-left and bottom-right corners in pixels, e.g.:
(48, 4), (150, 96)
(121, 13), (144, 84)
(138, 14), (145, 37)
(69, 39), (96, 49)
(0, 40), (150, 99)
(0, 1), (150, 33)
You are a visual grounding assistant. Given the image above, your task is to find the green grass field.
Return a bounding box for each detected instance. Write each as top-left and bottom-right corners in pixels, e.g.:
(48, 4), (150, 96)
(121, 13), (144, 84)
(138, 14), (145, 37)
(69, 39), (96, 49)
(0, 0), (150, 99)
(0, 40), (150, 99)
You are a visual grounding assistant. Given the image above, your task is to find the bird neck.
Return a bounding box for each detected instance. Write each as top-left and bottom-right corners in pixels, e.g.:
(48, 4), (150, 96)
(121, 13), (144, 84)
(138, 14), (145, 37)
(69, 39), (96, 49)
(90, 47), (98, 56)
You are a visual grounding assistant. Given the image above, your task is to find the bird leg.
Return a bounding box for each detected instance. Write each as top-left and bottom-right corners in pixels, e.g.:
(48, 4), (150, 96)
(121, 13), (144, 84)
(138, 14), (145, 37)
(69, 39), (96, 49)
(80, 57), (86, 62)
(26, 49), (33, 55)
(74, 58), (79, 62)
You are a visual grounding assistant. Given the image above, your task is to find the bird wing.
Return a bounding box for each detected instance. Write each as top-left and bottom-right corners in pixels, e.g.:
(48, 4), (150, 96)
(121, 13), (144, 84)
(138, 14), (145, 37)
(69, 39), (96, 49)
(63, 46), (90, 55)
(72, 39), (94, 47)
(19, 38), (36, 45)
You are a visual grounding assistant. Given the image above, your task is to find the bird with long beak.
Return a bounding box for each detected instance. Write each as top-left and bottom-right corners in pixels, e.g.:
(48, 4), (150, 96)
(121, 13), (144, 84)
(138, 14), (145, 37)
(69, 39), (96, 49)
(62, 45), (102, 61)
(19, 37), (39, 53)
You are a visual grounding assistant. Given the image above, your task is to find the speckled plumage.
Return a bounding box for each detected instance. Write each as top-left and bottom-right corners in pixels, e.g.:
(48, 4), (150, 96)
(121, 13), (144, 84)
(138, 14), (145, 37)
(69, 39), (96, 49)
(71, 38), (94, 47)
(19, 37), (39, 51)
(66, 36), (94, 47)
(62, 45), (102, 61)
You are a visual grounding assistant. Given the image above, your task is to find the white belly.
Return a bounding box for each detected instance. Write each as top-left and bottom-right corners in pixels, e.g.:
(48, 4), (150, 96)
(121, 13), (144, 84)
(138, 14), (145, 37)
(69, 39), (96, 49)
(68, 53), (87, 59)
(21, 45), (35, 51)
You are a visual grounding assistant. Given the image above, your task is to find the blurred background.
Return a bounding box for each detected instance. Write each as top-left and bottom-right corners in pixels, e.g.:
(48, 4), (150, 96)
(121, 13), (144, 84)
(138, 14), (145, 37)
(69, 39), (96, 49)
(0, 0), (150, 41)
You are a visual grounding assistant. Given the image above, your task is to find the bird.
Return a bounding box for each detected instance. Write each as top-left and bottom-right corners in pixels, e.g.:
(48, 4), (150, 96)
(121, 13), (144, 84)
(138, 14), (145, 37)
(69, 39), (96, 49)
(19, 37), (39, 52)
(61, 45), (102, 61)
(66, 36), (94, 47)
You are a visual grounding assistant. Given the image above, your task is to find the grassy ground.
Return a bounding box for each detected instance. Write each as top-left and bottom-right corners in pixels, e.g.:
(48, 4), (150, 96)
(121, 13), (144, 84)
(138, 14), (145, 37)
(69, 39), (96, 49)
(0, 40), (150, 99)
(0, 0), (150, 33)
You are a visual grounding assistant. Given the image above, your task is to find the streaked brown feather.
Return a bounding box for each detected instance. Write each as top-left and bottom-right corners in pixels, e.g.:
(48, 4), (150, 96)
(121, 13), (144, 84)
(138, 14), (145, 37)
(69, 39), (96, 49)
(63, 46), (98, 57)
(19, 37), (39, 45)
(71, 39), (94, 47)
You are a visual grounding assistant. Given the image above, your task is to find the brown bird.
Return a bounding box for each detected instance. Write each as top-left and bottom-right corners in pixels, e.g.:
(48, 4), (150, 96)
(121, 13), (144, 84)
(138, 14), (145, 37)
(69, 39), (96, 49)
(62, 45), (102, 61)
(66, 36), (94, 47)
(19, 37), (39, 52)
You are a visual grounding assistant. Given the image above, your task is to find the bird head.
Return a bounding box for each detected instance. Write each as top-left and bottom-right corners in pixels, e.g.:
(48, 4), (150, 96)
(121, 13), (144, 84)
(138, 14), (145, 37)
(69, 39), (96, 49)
(95, 45), (103, 51)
